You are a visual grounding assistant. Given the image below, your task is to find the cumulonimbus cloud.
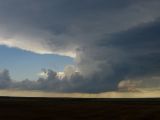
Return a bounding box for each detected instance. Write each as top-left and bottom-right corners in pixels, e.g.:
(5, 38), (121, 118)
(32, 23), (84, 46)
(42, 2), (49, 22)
(0, 0), (160, 92)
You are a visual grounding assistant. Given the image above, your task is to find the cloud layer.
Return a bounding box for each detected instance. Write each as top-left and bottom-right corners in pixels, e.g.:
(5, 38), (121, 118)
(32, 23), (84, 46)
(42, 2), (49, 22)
(0, 0), (160, 93)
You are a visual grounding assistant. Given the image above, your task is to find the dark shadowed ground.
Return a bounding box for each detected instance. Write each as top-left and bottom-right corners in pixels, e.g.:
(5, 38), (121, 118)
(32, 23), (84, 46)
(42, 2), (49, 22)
(0, 97), (160, 120)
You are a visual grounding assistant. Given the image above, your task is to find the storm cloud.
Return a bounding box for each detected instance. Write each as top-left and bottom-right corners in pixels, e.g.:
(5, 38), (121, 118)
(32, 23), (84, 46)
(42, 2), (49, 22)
(0, 0), (160, 92)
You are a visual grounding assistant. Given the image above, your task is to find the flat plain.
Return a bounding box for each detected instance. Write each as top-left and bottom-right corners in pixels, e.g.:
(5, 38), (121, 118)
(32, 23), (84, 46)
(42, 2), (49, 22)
(0, 97), (160, 120)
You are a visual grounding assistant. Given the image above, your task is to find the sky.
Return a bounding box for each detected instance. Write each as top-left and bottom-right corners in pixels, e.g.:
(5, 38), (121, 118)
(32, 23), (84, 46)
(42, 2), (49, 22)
(0, 45), (74, 81)
(0, 0), (160, 96)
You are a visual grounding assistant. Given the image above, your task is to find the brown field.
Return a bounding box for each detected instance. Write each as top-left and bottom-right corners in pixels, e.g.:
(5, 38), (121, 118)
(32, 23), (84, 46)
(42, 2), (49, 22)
(0, 97), (160, 120)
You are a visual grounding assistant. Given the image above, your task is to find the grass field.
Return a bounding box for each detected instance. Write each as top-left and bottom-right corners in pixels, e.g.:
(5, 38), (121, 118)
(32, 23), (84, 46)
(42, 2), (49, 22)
(0, 97), (159, 120)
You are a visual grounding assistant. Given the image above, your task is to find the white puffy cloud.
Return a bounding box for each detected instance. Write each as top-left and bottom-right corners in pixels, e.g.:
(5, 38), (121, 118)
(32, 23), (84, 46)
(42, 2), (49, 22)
(64, 65), (76, 79)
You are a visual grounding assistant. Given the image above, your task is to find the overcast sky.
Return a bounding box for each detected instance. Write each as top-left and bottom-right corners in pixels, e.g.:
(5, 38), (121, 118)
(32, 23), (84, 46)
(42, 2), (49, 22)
(0, 0), (160, 93)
